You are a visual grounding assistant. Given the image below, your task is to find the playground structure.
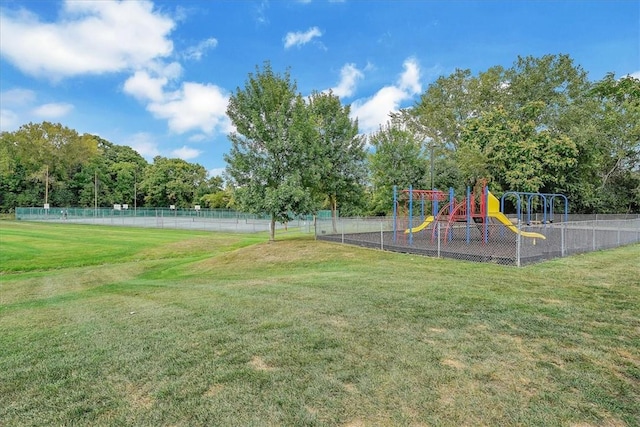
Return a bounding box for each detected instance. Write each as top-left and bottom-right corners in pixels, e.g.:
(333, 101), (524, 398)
(393, 185), (569, 245)
(316, 184), (637, 265)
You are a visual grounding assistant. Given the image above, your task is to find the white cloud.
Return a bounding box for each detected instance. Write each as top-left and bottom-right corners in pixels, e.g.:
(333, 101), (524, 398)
(398, 57), (422, 94)
(184, 37), (218, 61)
(0, 0), (174, 79)
(0, 88), (36, 131)
(147, 82), (231, 135)
(123, 63), (231, 137)
(188, 134), (208, 142)
(171, 145), (202, 160)
(629, 71), (640, 79)
(123, 70), (169, 103)
(0, 109), (20, 132)
(350, 58), (422, 134)
(0, 88), (75, 130)
(330, 63), (364, 98)
(351, 86), (408, 134)
(31, 102), (74, 119)
(1, 88), (36, 106)
(284, 26), (322, 49)
(128, 132), (160, 160)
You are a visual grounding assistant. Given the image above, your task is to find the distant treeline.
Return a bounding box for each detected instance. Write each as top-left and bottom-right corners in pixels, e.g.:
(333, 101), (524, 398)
(1, 54), (638, 217)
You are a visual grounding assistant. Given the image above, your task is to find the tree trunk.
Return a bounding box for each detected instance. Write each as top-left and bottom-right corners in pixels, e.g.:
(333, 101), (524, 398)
(269, 217), (276, 242)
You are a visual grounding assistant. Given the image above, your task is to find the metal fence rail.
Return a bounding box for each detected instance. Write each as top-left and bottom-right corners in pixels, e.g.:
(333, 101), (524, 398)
(315, 216), (640, 266)
(14, 208), (640, 263)
(15, 207), (315, 233)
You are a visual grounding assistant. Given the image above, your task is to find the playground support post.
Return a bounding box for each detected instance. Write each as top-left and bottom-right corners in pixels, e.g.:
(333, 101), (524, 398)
(516, 221), (521, 267)
(484, 186), (489, 243)
(393, 186), (397, 242)
(466, 186), (471, 244)
(409, 185), (413, 246)
(437, 222), (441, 257)
(448, 187), (455, 242)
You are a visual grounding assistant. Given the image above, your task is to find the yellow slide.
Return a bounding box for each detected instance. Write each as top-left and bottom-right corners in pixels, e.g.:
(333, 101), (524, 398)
(490, 211), (546, 239)
(404, 216), (435, 233)
(487, 192), (545, 239)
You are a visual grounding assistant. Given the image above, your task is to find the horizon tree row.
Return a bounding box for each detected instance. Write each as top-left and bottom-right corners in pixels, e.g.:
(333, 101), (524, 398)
(1, 54), (638, 231)
(0, 122), (226, 212)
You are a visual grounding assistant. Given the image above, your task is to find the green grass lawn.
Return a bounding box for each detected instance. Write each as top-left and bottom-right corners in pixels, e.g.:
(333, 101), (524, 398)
(1, 221), (638, 426)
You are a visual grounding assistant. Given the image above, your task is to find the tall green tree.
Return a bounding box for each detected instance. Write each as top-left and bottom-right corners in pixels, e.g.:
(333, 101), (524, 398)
(409, 54), (624, 212)
(140, 156), (208, 208)
(0, 133), (26, 212)
(199, 176), (232, 209)
(461, 102), (578, 193)
(307, 90), (367, 229)
(406, 65), (508, 192)
(0, 122), (98, 210)
(586, 74), (640, 212)
(224, 62), (318, 240)
(69, 137), (148, 208)
(70, 155), (107, 208)
(100, 139), (147, 206)
(368, 121), (429, 215)
(499, 54), (591, 198)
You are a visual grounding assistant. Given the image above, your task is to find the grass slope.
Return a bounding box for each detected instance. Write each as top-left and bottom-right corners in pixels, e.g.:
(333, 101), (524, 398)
(1, 221), (639, 426)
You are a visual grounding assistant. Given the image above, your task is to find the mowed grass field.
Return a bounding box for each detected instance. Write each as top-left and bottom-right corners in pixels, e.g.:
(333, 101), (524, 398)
(1, 221), (638, 426)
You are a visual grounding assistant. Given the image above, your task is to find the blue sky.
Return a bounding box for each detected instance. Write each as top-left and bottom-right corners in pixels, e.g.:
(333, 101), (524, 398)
(1, 0), (638, 176)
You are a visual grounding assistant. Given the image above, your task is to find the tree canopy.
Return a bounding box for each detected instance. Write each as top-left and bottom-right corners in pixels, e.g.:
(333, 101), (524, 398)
(2, 54), (638, 219)
(224, 62), (319, 240)
(399, 54), (639, 213)
(307, 90), (367, 228)
(0, 122), (225, 213)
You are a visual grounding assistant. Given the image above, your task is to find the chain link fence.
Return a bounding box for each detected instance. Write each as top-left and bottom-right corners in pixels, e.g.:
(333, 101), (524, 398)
(13, 208), (640, 263)
(15, 207), (315, 234)
(315, 215), (640, 266)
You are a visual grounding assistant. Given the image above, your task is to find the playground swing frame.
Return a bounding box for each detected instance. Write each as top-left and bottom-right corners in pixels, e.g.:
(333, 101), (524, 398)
(500, 192), (568, 226)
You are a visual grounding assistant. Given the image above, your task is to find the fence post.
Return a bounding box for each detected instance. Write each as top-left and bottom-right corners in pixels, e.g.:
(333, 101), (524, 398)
(516, 222), (521, 267)
(437, 222), (441, 258)
(592, 221), (596, 251)
(380, 221), (384, 251)
(561, 222), (565, 257)
(341, 220), (344, 244)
